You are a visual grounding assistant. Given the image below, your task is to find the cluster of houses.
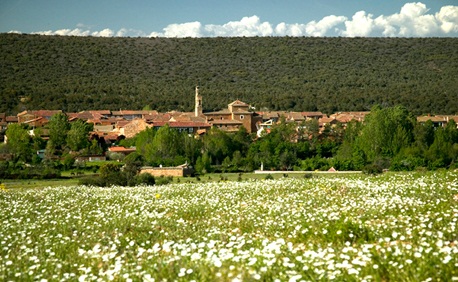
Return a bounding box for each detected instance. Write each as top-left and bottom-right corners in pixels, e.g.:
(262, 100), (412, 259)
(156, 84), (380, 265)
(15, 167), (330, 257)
(1, 87), (458, 146)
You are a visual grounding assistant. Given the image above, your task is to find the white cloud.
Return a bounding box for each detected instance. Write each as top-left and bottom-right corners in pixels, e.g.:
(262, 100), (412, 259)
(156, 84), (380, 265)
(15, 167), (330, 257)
(205, 16), (273, 37)
(150, 22), (202, 37)
(341, 2), (458, 37)
(91, 28), (114, 37)
(116, 28), (146, 37)
(305, 15), (347, 36)
(19, 2), (458, 38)
(149, 3), (456, 37)
(436, 5), (458, 34)
(374, 2), (441, 37)
(342, 11), (374, 37)
(65, 29), (90, 36)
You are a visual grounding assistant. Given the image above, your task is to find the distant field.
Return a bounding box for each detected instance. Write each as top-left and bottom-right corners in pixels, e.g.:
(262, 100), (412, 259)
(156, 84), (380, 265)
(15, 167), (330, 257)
(1, 171), (457, 281)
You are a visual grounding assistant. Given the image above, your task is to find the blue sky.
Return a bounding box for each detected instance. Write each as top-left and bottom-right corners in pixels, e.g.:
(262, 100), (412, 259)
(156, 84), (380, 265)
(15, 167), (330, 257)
(1, 1), (457, 37)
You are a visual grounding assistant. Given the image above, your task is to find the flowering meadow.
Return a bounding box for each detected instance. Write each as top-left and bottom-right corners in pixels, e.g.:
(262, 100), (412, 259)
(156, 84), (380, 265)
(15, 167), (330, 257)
(1, 171), (458, 281)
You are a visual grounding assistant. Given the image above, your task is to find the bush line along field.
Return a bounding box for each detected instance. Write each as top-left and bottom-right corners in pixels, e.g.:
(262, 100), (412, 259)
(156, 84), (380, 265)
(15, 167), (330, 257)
(1, 171), (457, 281)
(1, 34), (458, 115)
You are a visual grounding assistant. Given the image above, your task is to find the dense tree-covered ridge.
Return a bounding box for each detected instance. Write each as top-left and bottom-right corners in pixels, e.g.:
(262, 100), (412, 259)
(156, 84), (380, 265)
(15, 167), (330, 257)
(1, 34), (457, 115)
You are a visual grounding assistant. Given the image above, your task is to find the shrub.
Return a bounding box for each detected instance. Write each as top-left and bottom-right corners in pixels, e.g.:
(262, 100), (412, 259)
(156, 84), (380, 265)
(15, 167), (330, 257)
(78, 176), (107, 187)
(106, 152), (125, 162)
(390, 156), (426, 171)
(134, 173), (155, 186)
(99, 163), (122, 178)
(304, 173), (313, 179)
(156, 175), (173, 186)
(265, 174), (274, 180)
(362, 164), (383, 175)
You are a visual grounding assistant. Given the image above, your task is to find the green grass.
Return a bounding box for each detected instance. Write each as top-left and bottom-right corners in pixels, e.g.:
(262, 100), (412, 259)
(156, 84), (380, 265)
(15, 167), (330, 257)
(1, 171), (361, 189)
(1, 171), (457, 281)
(1, 178), (80, 190)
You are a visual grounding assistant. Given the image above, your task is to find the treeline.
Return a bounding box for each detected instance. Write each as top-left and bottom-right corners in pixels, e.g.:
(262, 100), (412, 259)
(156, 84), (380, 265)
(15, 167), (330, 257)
(1, 34), (458, 115)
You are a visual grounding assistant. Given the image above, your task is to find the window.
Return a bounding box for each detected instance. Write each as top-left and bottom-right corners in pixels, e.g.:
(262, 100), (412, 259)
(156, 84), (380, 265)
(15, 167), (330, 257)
(240, 115), (244, 120)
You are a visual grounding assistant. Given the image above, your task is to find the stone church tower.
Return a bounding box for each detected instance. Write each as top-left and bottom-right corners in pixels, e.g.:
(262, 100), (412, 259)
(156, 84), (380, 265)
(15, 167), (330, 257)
(195, 85), (202, 117)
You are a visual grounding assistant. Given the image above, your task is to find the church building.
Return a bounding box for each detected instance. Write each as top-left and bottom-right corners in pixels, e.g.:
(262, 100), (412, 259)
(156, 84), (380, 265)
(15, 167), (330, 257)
(195, 85), (260, 133)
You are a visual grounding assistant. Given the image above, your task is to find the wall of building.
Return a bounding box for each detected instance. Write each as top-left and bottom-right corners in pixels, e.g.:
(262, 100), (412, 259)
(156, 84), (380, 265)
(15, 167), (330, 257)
(140, 167), (194, 177)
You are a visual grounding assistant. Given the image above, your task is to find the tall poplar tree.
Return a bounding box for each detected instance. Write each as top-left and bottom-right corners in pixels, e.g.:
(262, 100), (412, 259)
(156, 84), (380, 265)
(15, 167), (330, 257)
(48, 113), (70, 150)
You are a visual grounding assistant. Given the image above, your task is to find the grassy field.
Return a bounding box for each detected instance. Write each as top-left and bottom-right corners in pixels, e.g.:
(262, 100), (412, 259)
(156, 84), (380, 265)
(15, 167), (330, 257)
(1, 171), (457, 281)
(1, 171), (357, 190)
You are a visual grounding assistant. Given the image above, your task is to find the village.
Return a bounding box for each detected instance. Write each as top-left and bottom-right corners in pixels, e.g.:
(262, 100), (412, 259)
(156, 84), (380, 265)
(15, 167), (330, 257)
(1, 86), (457, 146)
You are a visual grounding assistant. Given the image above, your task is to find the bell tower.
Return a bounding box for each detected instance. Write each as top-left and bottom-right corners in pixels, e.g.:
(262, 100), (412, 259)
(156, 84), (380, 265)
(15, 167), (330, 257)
(195, 85), (202, 117)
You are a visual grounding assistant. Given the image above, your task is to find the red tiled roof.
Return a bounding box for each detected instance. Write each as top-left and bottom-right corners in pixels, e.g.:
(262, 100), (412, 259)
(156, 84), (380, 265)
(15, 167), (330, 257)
(31, 110), (62, 117)
(23, 117), (45, 124)
(153, 121), (211, 128)
(301, 112), (324, 117)
(190, 116), (207, 123)
(144, 114), (171, 122)
(417, 116), (447, 123)
(286, 112), (305, 120)
(89, 110), (111, 115)
(229, 100), (249, 106)
(116, 121), (130, 128)
(6, 116), (18, 122)
(205, 109), (232, 115)
(66, 113), (79, 118)
(74, 111), (96, 120)
(209, 119), (243, 125)
(319, 117), (336, 124)
(111, 110), (149, 116)
(332, 114), (355, 123)
(108, 146), (136, 153)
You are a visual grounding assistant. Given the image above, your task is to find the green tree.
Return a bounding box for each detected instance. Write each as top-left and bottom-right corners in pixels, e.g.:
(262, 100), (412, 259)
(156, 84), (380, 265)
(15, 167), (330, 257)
(221, 156), (233, 173)
(357, 105), (414, 163)
(123, 152), (144, 186)
(426, 122), (458, 169)
(83, 138), (103, 156)
(302, 119), (320, 146)
(413, 119), (435, 151)
(66, 120), (93, 152)
(247, 120), (298, 170)
(5, 123), (32, 162)
(202, 128), (233, 165)
(195, 152), (212, 174)
(231, 150), (246, 171)
(335, 121), (363, 167)
(135, 127), (155, 158)
(231, 126), (252, 155)
(445, 120), (458, 144)
(149, 124), (185, 166)
(183, 134), (202, 165)
(48, 113), (70, 150)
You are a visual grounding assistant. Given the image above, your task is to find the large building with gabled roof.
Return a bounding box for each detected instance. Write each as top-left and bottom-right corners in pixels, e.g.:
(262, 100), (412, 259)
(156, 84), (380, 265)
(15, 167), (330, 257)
(203, 99), (260, 133)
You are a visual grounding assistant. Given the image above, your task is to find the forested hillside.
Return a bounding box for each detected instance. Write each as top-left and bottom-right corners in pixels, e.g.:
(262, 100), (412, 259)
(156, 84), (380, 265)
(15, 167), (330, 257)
(1, 34), (457, 115)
